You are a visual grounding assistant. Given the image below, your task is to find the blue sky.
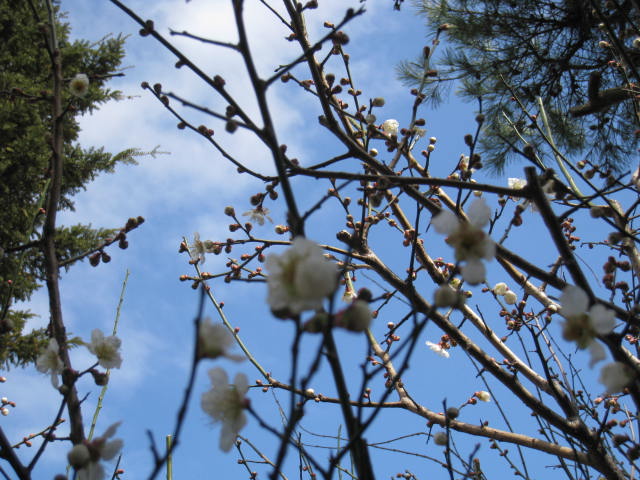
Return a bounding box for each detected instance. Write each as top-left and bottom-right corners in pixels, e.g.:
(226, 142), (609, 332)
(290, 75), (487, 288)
(3, 1), (626, 479)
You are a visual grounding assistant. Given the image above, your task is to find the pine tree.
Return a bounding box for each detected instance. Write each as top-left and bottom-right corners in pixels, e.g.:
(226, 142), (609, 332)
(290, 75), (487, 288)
(0, 1), (139, 368)
(399, 0), (640, 171)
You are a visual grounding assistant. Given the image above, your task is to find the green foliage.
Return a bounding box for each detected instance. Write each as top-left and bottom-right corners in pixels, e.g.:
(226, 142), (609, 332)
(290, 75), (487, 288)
(400, 0), (640, 172)
(0, 1), (134, 368)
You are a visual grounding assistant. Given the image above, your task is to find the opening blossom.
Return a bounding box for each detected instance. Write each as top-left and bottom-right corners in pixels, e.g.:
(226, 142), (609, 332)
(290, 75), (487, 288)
(426, 341), (450, 358)
(67, 422), (123, 480)
(69, 73), (90, 97)
(266, 237), (338, 317)
(87, 329), (122, 370)
(431, 198), (495, 285)
(198, 318), (244, 361)
(382, 119), (399, 136)
(201, 367), (249, 452)
(190, 232), (206, 264)
(242, 207), (272, 226)
(559, 285), (615, 367)
(36, 338), (64, 388)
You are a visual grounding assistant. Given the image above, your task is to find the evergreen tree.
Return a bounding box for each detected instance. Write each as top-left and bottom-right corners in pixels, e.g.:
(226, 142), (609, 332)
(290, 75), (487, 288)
(400, 0), (640, 171)
(0, 1), (139, 368)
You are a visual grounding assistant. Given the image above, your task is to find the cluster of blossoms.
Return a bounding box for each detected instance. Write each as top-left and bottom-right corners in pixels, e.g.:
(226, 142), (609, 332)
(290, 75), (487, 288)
(431, 198), (495, 285)
(36, 330), (122, 388)
(492, 282), (517, 305)
(266, 237), (338, 317)
(201, 367), (249, 452)
(67, 423), (123, 480)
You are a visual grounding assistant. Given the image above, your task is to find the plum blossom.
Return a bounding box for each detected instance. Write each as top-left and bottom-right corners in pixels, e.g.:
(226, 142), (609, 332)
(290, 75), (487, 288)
(266, 237), (338, 317)
(426, 341), (450, 358)
(599, 362), (634, 394)
(70, 73), (89, 97)
(503, 290), (518, 305)
(242, 207), (272, 226)
(189, 232), (206, 264)
(68, 422), (123, 480)
(476, 391), (491, 402)
(560, 286), (615, 366)
(508, 178), (527, 190)
(87, 330), (122, 369)
(36, 338), (64, 388)
(201, 367), (249, 452)
(493, 282), (508, 296)
(431, 198), (495, 285)
(382, 119), (399, 136)
(198, 318), (244, 361)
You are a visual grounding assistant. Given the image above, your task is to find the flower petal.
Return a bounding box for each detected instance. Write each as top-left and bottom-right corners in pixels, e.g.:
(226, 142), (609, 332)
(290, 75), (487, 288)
(431, 210), (459, 235)
(588, 341), (606, 368)
(468, 198), (491, 228)
(461, 259), (486, 285)
(590, 304), (616, 335)
(559, 285), (589, 318)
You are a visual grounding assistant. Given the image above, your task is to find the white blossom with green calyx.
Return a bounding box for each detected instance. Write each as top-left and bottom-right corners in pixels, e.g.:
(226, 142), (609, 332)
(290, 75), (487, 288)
(559, 285), (615, 367)
(431, 198), (495, 285)
(36, 338), (64, 388)
(599, 362), (634, 394)
(198, 318), (244, 362)
(266, 237), (338, 316)
(201, 367), (249, 452)
(87, 329), (122, 370)
(426, 341), (449, 358)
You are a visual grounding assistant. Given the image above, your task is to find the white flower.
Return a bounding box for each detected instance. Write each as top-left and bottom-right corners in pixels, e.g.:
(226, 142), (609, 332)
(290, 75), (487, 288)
(476, 391), (491, 402)
(189, 232), (206, 264)
(493, 282), (508, 296)
(198, 319), (244, 362)
(560, 286), (615, 366)
(599, 362), (634, 394)
(70, 73), (90, 97)
(382, 119), (399, 136)
(1, 408), (8, 416)
(201, 367), (249, 452)
(71, 422), (123, 480)
(508, 178), (527, 190)
(426, 341), (450, 358)
(503, 290), (517, 305)
(431, 198), (495, 285)
(242, 207), (272, 226)
(87, 330), (122, 369)
(266, 237), (338, 316)
(36, 338), (64, 388)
